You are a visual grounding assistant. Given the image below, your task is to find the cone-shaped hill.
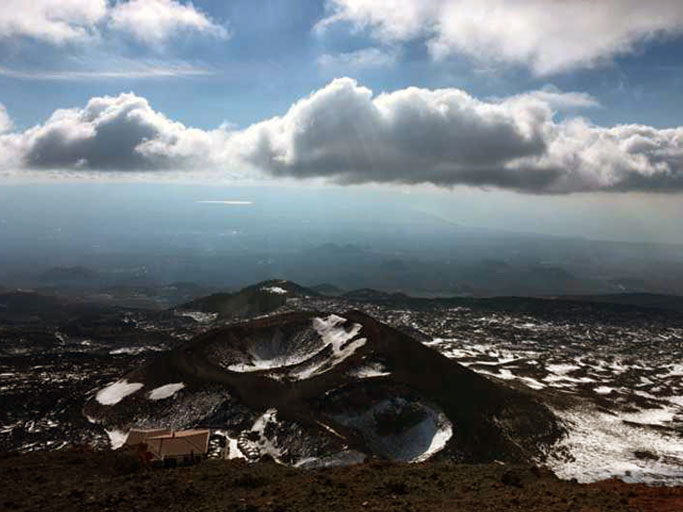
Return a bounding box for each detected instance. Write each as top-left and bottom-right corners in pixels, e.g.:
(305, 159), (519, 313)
(84, 310), (563, 466)
(176, 280), (318, 319)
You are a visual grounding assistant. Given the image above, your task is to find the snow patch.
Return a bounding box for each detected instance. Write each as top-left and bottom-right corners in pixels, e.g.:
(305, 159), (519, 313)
(238, 409), (285, 462)
(110, 347), (151, 355)
(313, 314), (365, 354)
(622, 406), (680, 427)
(177, 311), (219, 323)
(262, 286), (288, 295)
(95, 380), (144, 405)
(594, 386), (614, 395)
(227, 329), (318, 373)
(212, 430), (247, 460)
(148, 382), (185, 400)
(290, 315), (366, 380)
(105, 429), (129, 450)
(546, 363), (581, 375)
(228, 314), (366, 381)
(666, 396), (683, 408)
(348, 362), (390, 379)
(477, 368), (546, 390)
(227, 436), (246, 460)
(549, 406), (683, 484)
(414, 418), (453, 463)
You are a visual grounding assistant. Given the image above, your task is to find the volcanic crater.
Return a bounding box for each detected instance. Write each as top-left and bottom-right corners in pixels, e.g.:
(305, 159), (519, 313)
(84, 310), (563, 466)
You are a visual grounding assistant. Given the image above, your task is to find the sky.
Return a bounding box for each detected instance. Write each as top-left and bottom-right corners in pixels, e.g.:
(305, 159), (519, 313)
(2, 1), (683, 243)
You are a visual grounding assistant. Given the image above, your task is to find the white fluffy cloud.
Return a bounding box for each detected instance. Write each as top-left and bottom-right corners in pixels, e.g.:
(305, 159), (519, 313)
(0, 93), (227, 172)
(0, 0), (107, 44)
(0, 0), (226, 44)
(109, 0), (228, 44)
(3, 79), (683, 193)
(318, 0), (683, 75)
(231, 78), (551, 186)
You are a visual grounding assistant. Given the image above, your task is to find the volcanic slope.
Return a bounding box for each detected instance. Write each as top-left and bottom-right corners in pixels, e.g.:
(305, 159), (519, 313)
(84, 311), (562, 466)
(176, 280), (318, 319)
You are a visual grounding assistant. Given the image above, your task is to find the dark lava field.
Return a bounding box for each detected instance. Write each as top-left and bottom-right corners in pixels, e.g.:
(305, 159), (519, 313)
(1, 280), (683, 496)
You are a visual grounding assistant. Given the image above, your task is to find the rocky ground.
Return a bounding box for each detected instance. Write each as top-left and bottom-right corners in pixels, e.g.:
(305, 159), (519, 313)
(2, 450), (683, 512)
(2, 281), (683, 487)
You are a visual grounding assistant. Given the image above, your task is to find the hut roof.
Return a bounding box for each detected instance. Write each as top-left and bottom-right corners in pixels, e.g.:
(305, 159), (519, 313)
(124, 429), (171, 447)
(146, 430), (210, 459)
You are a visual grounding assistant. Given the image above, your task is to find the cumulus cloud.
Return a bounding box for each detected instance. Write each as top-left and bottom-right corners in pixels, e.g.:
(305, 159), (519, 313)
(0, 92), (227, 172)
(0, 0), (226, 44)
(108, 0), (228, 44)
(318, 47), (398, 69)
(231, 79), (550, 187)
(0, 0), (107, 44)
(317, 0), (683, 75)
(3, 79), (683, 194)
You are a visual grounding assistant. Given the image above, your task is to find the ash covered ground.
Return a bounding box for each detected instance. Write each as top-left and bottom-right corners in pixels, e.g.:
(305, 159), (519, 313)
(1, 282), (682, 485)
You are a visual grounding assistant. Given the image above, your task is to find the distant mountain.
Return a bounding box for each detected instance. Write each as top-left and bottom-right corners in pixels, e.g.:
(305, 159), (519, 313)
(342, 288), (409, 301)
(176, 280), (318, 318)
(309, 283), (345, 296)
(0, 290), (107, 323)
(84, 310), (562, 465)
(556, 293), (683, 312)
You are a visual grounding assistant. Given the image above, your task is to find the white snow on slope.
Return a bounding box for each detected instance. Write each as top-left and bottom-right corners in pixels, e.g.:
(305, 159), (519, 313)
(148, 382), (185, 400)
(546, 363), (581, 375)
(476, 367), (546, 390)
(212, 430), (247, 460)
(227, 436), (246, 460)
(549, 406), (683, 484)
(110, 346), (166, 355)
(96, 380), (144, 405)
(313, 314), (364, 352)
(290, 315), (367, 380)
(348, 362), (391, 379)
(667, 396), (683, 407)
(665, 364), (683, 377)
(413, 419), (453, 463)
(227, 329), (318, 373)
(262, 286), (288, 294)
(226, 327), (326, 374)
(177, 311), (219, 323)
(240, 408), (285, 462)
(228, 314), (366, 380)
(621, 406), (680, 427)
(594, 386), (614, 395)
(105, 429), (128, 449)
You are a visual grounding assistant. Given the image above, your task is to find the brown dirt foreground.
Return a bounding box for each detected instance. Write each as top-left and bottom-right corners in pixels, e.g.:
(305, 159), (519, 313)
(1, 451), (682, 512)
